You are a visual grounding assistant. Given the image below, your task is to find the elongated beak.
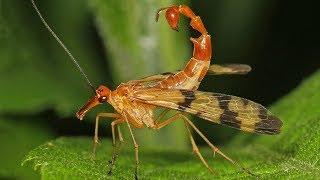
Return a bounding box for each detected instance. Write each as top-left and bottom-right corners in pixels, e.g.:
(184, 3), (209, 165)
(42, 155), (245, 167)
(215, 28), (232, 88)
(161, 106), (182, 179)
(76, 96), (100, 120)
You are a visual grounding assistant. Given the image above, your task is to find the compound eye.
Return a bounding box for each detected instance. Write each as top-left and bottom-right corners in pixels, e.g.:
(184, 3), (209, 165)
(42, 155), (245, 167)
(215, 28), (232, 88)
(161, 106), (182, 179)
(99, 96), (107, 103)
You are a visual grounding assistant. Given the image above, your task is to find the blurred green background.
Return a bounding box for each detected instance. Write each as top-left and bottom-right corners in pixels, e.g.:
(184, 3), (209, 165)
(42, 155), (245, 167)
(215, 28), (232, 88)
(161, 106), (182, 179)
(0, 0), (319, 179)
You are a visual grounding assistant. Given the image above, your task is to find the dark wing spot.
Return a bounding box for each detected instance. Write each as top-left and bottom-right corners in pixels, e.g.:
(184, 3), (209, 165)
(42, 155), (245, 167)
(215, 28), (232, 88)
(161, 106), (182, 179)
(254, 115), (283, 134)
(220, 112), (240, 129)
(216, 95), (231, 108)
(241, 98), (249, 106)
(258, 106), (268, 119)
(254, 107), (283, 134)
(217, 95), (241, 129)
(177, 90), (196, 111)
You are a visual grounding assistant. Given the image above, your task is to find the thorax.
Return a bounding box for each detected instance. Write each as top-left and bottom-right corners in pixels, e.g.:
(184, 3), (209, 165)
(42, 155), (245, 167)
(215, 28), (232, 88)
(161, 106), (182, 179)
(108, 84), (156, 128)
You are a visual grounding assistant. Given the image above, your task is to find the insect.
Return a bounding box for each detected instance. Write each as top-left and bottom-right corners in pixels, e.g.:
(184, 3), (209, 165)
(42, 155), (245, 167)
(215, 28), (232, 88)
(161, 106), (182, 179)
(31, 0), (282, 179)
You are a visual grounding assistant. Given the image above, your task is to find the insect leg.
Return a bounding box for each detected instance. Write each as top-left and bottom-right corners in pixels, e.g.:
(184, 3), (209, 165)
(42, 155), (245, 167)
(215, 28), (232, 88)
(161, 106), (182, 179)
(182, 115), (255, 176)
(92, 113), (121, 158)
(117, 125), (124, 143)
(155, 113), (216, 174)
(124, 115), (140, 180)
(154, 109), (171, 125)
(183, 120), (216, 174)
(156, 109), (171, 121)
(154, 112), (181, 129)
(108, 119), (125, 175)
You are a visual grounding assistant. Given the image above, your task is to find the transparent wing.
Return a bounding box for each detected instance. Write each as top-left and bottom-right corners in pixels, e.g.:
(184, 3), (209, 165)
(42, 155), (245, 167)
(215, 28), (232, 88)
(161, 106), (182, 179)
(133, 88), (282, 134)
(129, 63), (251, 87)
(127, 72), (176, 87)
(207, 64), (252, 75)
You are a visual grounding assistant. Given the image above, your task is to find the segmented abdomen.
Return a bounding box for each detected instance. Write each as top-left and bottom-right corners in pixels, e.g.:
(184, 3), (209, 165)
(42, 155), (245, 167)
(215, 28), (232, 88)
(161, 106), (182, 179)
(156, 58), (210, 90)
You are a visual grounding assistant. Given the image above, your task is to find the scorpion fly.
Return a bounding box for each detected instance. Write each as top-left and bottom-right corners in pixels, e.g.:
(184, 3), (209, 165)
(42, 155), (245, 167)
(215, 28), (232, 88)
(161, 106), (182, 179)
(31, 0), (282, 178)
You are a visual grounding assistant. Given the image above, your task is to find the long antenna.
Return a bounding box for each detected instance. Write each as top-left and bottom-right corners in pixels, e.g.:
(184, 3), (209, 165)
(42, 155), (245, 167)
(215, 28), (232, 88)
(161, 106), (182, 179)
(30, 0), (96, 94)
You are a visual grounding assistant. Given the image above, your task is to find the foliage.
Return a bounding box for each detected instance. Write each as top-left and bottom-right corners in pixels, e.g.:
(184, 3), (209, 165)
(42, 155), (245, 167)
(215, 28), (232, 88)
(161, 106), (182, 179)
(0, 117), (53, 179)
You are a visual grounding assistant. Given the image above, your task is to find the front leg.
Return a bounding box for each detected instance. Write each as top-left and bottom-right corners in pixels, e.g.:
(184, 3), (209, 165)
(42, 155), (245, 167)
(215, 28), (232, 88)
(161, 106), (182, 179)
(92, 113), (120, 158)
(123, 115), (140, 180)
(108, 119), (125, 175)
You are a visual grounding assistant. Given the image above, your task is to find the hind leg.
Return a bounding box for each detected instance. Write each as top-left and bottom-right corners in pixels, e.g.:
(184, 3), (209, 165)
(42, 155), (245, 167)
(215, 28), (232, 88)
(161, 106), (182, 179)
(155, 112), (252, 175)
(183, 120), (217, 174)
(154, 113), (216, 174)
(181, 114), (254, 175)
(121, 115), (140, 180)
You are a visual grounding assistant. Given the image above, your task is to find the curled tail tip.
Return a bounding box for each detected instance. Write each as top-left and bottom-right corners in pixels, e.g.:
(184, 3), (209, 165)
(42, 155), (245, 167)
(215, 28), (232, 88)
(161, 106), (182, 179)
(156, 6), (180, 30)
(155, 7), (166, 22)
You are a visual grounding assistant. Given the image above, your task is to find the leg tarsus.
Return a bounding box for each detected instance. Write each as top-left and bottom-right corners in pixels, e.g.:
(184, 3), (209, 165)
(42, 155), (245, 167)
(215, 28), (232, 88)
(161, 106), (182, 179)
(91, 135), (100, 160)
(108, 143), (120, 176)
(108, 119), (124, 175)
(124, 115), (140, 179)
(92, 114), (101, 159)
(118, 126), (124, 143)
(135, 165), (139, 180)
(91, 113), (120, 159)
(133, 144), (139, 180)
(184, 121), (217, 175)
(107, 143), (117, 175)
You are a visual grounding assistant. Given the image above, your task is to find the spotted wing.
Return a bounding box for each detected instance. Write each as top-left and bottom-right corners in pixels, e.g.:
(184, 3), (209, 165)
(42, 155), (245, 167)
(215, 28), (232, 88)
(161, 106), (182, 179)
(133, 88), (282, 134)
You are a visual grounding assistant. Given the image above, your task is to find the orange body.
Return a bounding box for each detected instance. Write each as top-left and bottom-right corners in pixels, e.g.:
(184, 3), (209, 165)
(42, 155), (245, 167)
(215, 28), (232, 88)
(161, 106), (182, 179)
(77, 5), (212, 127)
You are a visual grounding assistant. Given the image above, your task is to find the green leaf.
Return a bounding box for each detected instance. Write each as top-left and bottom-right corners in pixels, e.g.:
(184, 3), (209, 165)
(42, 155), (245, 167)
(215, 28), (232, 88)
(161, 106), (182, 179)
(22, 70), (320, 179)
(0, 117), (53, 179)
(21, 137), (274, 179)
